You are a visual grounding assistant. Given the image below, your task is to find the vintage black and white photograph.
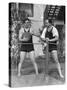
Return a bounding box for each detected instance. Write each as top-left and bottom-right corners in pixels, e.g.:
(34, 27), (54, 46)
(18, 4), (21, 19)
(9, 2), (65, 87)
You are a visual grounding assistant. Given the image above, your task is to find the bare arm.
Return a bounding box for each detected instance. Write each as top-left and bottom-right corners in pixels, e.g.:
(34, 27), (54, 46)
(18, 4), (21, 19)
(40, 28), (46, 41)
(19, 28), (25, 41)
(49, 36), (58, 42)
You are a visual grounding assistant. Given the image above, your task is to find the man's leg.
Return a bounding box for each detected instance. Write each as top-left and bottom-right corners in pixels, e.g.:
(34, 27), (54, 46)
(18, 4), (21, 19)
(29, 51), (39, 75)
(51, 50), (64, 78)
(18, 51), (26, 76)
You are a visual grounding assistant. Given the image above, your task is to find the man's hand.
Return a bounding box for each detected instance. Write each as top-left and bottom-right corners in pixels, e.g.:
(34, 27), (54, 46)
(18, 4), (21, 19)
(45, 38), (50, 43)
(21, 37), (29, 41)
(19, 37), (28, 41)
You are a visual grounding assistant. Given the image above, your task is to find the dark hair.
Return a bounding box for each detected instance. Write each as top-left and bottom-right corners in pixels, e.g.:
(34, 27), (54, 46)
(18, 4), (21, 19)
(24, 18), (31, 23)
(48, 19), (53, 24)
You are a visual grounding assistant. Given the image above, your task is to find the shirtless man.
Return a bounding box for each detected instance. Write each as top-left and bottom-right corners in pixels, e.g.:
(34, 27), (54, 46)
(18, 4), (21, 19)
(18, 18), (39, 76)
(41, 19), (64, 78)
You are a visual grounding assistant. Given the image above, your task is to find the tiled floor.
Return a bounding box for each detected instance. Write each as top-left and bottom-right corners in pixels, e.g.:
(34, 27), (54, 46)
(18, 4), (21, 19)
(11, 73), (64, 87)
(11, 62), (65, 87)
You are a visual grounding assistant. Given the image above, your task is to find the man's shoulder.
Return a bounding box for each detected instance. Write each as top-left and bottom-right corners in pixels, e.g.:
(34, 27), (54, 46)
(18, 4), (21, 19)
(52, 26), (58, 32)
(52, 26), (59, 35)
(19, 27), (24, 34)
(52, 26), (57, 30)
(20, 27), (24, 31)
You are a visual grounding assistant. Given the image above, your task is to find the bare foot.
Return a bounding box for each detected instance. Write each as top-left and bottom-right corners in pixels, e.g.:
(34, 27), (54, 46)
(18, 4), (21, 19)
(45, 75), (49, 84)
(36, 72), (39, 76)
(60, 74), (64, 78)
(18, 73), (21, 77)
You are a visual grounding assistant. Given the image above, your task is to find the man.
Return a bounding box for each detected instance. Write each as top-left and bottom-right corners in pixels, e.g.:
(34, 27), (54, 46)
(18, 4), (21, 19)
(18, 18), (39, 76)
(41, 19), (64, 78)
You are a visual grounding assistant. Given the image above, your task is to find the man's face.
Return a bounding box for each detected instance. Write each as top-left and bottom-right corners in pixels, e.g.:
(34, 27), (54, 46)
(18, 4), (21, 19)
(44, 20), (50, 27)
(25, 20), (30, 28)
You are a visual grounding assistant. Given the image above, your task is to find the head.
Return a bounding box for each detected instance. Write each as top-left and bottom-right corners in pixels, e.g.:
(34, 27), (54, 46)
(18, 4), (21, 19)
(24, 18), (31, 28)
(44, 19), (52, 27)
